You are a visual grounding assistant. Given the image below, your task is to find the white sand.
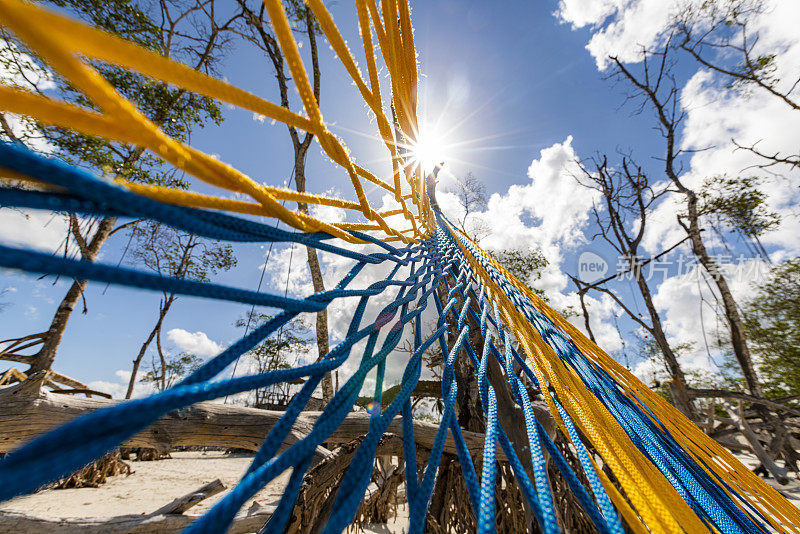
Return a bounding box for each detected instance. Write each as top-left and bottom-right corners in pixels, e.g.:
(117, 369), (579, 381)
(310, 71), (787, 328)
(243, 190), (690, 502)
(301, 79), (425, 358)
(0, 451), (407, 532)
(4, 450), (799, 532)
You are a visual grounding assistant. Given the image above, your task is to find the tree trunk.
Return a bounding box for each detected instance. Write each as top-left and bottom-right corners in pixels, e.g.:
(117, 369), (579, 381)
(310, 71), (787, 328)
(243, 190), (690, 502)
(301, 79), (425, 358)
(125, 297), (173, 399)
(294, 154), (334, 403)
(156, 323), (166, 392)
(631, 256), (697, 419)
(305, 240), (333, 403)
(576, 288), (597, 343)
(681, 192), (764, 398)
(28, 216), (118, 374)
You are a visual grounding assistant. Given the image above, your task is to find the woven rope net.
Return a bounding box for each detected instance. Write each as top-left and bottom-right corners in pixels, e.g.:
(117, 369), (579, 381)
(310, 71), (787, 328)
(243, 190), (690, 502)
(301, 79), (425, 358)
(0, 0), (798, 532)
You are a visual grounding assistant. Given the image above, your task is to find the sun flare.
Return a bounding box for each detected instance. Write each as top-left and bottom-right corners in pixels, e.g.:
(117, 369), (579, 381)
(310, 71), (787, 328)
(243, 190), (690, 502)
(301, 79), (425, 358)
(407, 126), (449, 174)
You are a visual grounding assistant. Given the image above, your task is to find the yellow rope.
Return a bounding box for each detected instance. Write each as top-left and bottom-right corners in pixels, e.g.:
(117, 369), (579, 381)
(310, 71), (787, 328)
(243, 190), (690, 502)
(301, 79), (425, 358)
(0, 0), (431, 244)
(451, 225), (800, 533)
(1, 0), (798, 529)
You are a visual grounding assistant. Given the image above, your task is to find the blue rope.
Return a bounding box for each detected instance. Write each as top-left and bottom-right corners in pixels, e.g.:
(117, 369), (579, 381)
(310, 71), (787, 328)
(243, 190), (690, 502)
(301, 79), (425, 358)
(455, 228), (768, 534)
(0, 142), (775, 534)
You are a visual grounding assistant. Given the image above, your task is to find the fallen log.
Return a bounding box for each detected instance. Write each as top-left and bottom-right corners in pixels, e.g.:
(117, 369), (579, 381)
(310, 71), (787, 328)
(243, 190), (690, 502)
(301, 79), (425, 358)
(0, 507), (274, 534)
(720, 400), (789, 485)
(151, 479), (225, 515)
(687, 388), (800, 418)
(0, 372), (500, 461)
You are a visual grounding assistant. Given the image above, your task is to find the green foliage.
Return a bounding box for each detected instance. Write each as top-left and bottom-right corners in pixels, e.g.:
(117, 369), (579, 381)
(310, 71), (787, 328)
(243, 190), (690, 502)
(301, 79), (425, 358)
(236, 312), (312, 407)
(140, 351), (202, 392)
(489, 248), (550, 301)
(129, 221), (237, 283)
(699, 175), (779, 238)
(282, 0), (321, 31)
(50, 0), (161, 48)
(744, 258), (800, 399)
(1, 0), (223, 187)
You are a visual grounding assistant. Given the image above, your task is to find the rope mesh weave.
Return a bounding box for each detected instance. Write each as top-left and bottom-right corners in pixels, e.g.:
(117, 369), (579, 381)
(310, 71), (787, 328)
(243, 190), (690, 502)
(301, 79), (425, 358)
(0, 0), (799, 532)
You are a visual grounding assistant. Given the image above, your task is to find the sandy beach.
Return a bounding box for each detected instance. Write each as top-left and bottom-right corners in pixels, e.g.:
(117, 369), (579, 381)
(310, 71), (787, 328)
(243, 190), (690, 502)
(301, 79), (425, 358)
(0, 450), (408, 533)
(3, 449), (799, 533)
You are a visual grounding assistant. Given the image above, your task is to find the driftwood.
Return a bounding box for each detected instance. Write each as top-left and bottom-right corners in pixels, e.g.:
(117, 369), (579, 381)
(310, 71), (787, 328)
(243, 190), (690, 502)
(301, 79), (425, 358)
(50, 450), (131, 489)
(0, 372), (501, 461)
(688, 388), (800, 418)
(0, 367), (27, 386)
(720, 400), (789, 485)
(0, 362), (105, 397)
(0, 506), (274, 534)
(286, 434), (407, 534)
(151, 479), (225, 515)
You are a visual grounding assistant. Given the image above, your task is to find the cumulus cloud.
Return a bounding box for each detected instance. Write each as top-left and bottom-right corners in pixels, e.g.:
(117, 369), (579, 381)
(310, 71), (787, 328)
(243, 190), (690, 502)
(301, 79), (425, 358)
(167, 328), (222, 358)
(651, 259), (769, 377)
(437, 136), (597, 274)
(556, 0), (681, 68)
(89, 369), (156, 399)
(437, 137), (601, 311)
(555, 0), (621, 29)
(467, 136), (597, 254)
(0, 208), (70, 253)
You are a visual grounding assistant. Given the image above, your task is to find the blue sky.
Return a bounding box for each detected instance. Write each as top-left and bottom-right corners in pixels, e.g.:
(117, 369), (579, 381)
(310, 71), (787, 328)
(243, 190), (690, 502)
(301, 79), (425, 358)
(1, 0), (799, 397)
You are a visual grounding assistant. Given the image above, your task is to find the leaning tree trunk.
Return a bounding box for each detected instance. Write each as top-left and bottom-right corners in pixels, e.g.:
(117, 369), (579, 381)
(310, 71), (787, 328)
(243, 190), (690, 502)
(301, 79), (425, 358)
(294, 156), (334, 403)
(125, 296), (173, 399)
(27, 216), (118, 374)
(682, 192), (764, 399)
(631, 256), (697, 419)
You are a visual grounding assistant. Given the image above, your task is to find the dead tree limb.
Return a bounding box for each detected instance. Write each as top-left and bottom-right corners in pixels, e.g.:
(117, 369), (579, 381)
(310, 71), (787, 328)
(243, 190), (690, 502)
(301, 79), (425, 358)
(720, 400), (789, 485)
(151, 479), (226, 516)
(0, 507), (273, 534)
(687, 388), (800, 418)
(0, 372), (500, 462)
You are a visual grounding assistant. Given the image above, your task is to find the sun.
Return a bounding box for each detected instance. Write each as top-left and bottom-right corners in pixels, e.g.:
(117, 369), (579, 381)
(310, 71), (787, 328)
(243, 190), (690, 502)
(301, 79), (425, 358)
(407, 125), (449, 175)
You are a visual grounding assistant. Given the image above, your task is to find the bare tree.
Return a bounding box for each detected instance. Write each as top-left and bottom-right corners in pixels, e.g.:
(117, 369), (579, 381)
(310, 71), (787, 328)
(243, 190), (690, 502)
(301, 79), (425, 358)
(673, 0), (800, 170)
(125, 222), (236, 398)
(610, 42), (767, 399)
(447, 172), (491, 242)
(234, 312), (310, 408)
(571, 154), (697, 418)
(609, 40), (800, 482)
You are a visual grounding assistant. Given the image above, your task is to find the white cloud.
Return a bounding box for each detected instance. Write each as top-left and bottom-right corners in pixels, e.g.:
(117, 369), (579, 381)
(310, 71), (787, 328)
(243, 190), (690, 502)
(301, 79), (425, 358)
(311, 202), (347, 225)
(556, 0), (680, 68)
(554, 0), (622, 30)
(88, 369), (156, 399)
(440, 136), (597, 257)
(0, 208), (70, 253)
(166, 328), (222, 357)
(556, 0), (800, 71)
(652, 259), (769, 377)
